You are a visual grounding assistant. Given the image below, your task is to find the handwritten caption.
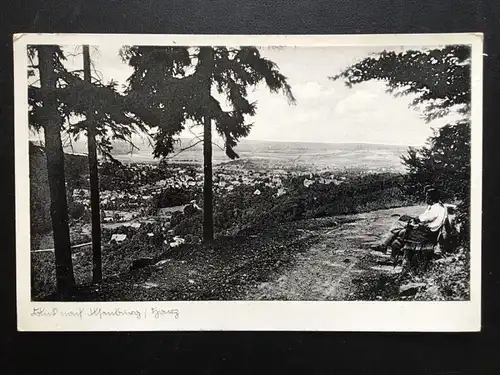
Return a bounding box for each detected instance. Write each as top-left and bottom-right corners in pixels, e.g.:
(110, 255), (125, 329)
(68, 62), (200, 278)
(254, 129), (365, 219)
(30, 307), (179, 320)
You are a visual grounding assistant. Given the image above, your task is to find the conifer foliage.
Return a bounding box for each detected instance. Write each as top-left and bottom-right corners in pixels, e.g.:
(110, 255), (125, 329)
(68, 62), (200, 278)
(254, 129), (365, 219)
(121, 46), (296, 244)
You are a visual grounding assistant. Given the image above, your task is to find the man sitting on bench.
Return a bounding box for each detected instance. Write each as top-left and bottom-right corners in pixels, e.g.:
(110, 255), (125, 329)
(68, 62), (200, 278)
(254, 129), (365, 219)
(370, 187), (447, 254)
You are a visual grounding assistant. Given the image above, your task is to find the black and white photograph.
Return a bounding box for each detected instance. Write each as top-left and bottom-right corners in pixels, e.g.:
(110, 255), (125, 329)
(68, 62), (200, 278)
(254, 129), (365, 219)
(14, 34), (482, 331)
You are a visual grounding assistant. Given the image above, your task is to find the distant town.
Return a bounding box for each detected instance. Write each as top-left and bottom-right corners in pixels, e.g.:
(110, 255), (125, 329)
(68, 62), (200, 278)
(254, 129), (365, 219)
(66, 158), (400, 250)
(30, 136), (405, 257)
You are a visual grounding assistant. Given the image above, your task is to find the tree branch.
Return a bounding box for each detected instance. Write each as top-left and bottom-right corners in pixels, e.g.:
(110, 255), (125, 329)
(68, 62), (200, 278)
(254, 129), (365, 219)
(188, 126), (224, 151)
(212, 141), (225, 152)
(142, 131), (156, 150)
(163, 139), (203, 160)
(188, 127), (204, 142)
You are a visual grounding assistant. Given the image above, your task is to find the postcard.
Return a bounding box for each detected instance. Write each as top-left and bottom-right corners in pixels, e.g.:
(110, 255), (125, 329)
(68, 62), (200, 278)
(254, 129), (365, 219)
(14, 33), (482, 331)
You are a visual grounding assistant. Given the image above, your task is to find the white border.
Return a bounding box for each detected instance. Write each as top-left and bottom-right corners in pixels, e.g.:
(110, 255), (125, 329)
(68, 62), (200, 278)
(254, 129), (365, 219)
(14, 33), (483, 332)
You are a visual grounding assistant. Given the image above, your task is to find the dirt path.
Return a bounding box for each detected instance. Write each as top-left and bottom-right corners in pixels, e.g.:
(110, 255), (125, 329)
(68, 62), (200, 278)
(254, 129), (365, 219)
(242, 205), (425, 300)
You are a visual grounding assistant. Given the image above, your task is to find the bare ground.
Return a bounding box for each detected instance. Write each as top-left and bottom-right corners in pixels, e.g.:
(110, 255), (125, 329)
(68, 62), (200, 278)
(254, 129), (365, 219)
(241, 205), (425, 301)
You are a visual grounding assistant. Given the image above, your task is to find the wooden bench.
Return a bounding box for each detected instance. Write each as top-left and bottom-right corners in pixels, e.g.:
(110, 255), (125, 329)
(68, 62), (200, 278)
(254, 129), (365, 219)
(399, 226), (438, 274)
(384, 220), (443, 273)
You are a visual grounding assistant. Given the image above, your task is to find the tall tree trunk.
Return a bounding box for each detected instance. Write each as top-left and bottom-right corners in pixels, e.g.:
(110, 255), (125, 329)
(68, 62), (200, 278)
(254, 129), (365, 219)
(203, 115), (213, 245)
(83, 45), (102, 283)
(38, 45), (75, 293)
(201, 47), (214, 246)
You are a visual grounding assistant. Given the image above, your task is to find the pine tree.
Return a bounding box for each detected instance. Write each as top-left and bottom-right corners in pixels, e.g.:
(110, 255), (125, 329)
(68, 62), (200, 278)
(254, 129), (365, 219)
(30, 45), (76, 293)
(61, 46), (148, 283)
(331, 45), (472, 238)
(122, 46), (296, 245)
(29, 45), (147, 290)
(82, 45), (102, 282)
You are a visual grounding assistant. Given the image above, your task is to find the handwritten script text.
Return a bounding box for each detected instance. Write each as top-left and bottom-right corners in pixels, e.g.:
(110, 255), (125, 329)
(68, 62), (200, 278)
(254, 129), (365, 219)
(30, 307), (180, 320)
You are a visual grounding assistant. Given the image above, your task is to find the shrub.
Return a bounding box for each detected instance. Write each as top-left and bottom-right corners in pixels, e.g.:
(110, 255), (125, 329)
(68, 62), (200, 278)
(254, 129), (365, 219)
(68, 202), (86, 219)
(401, 120), (470, 244)
(153, 187), (199, 208)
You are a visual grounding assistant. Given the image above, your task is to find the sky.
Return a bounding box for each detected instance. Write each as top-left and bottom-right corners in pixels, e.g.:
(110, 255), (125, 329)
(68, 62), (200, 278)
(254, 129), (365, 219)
(32, 44), (462, 147)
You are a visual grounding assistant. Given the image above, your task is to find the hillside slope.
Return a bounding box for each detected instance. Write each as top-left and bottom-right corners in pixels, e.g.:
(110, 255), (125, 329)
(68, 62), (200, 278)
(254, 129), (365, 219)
(42, 205), (466, 302)
(29, 142), (89, 242)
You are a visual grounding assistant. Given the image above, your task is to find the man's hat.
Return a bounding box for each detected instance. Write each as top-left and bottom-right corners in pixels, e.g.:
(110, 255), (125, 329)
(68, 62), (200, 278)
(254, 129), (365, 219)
(423, 185), (436, 194)
(424, 185), (440, 201)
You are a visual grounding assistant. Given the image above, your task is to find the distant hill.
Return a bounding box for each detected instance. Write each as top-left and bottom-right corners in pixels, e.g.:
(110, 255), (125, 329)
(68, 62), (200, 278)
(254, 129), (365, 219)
(55, 137), (410, 171)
